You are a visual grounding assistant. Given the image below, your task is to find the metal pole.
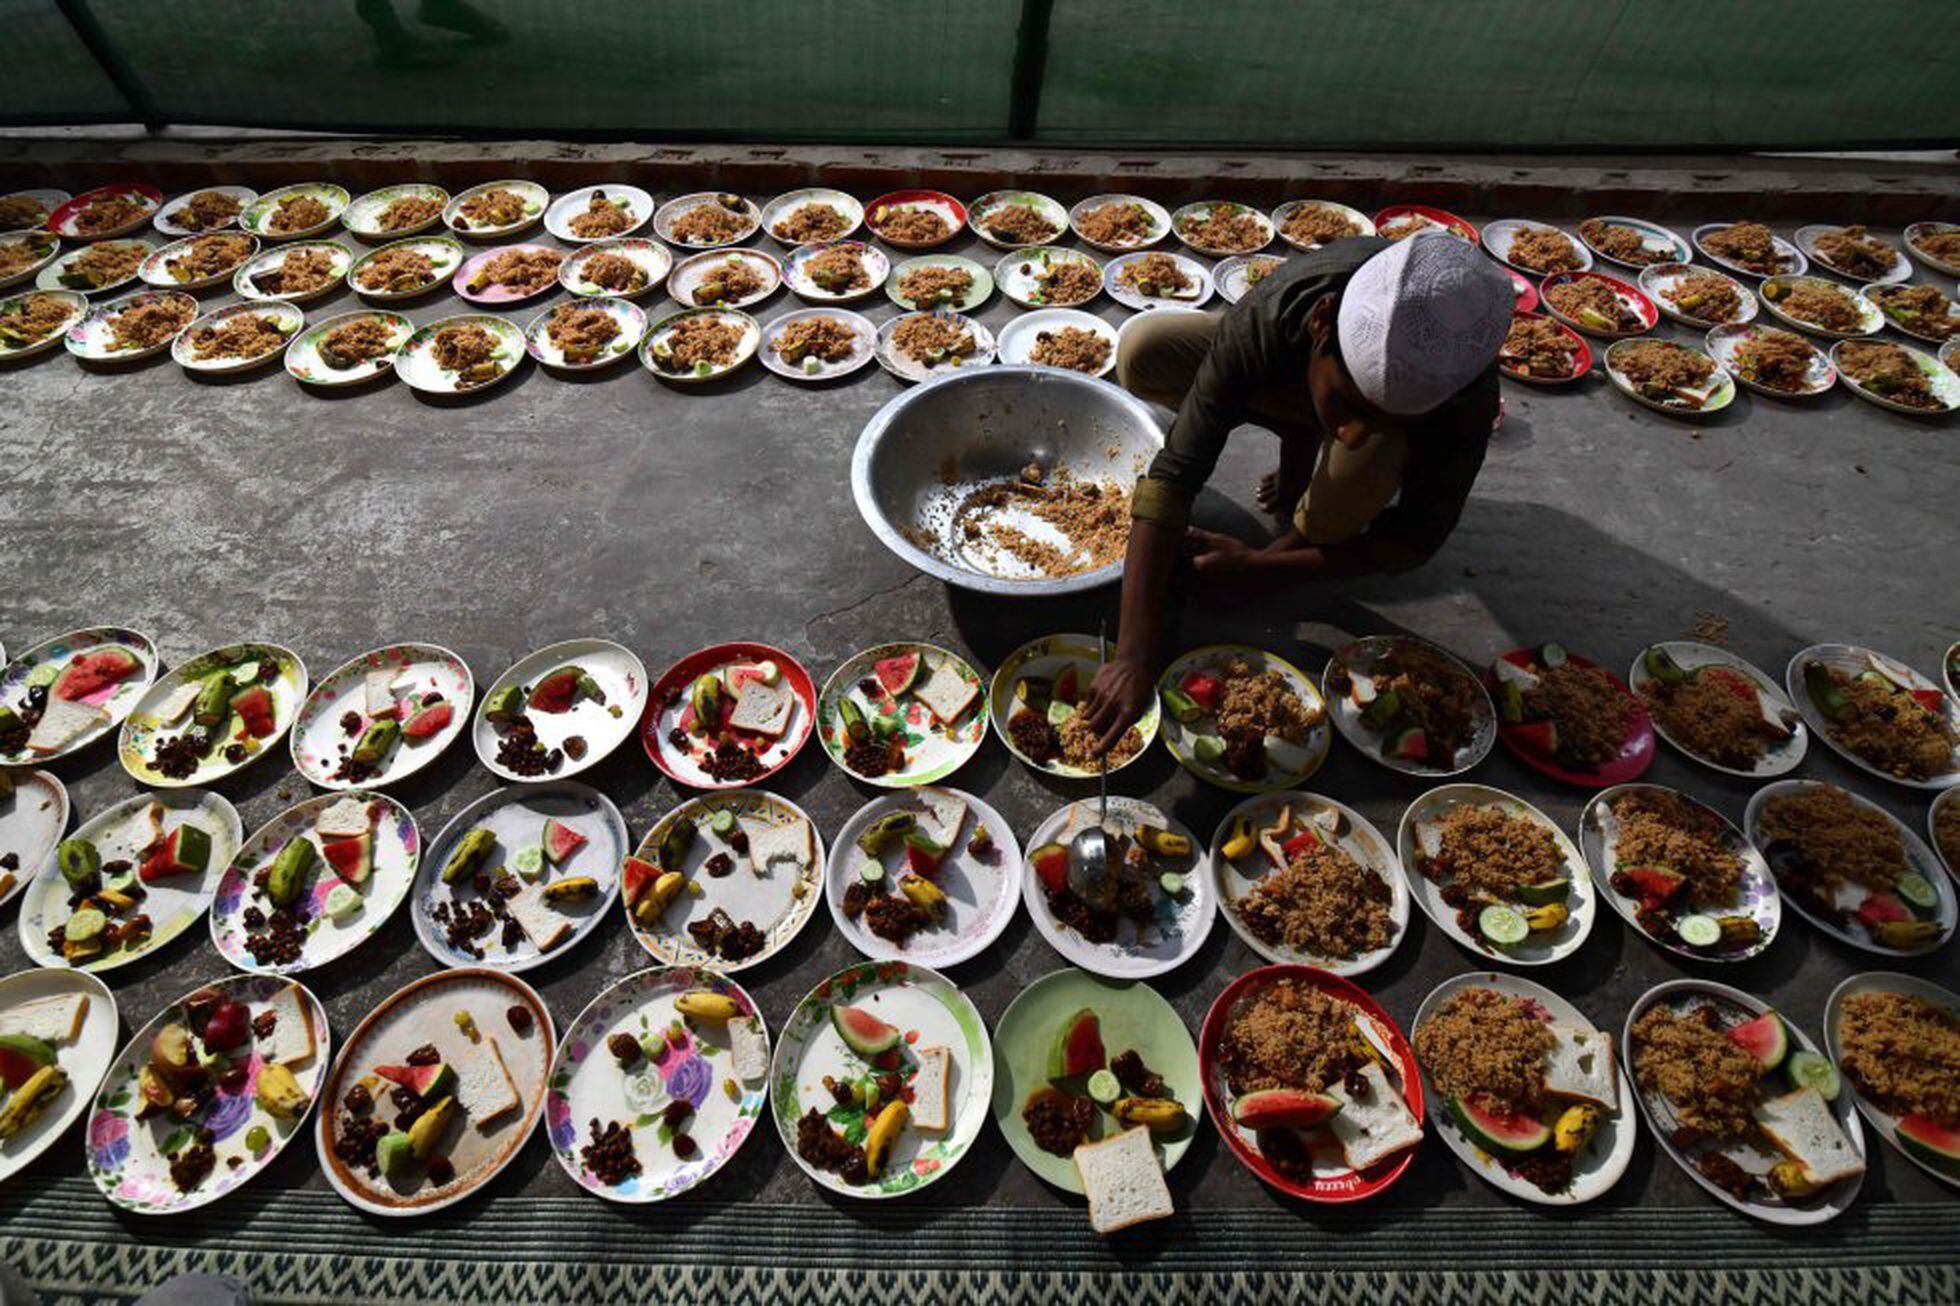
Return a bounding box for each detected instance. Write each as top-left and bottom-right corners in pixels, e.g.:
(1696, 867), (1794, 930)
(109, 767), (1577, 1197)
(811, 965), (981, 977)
(1007, 0), (1055, 141)
(54, 0), (164, 132)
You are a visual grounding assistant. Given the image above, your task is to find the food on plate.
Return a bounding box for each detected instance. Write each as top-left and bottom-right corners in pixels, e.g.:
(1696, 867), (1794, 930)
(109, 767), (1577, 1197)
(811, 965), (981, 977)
(1026, 1013), (1185, 1227)
(1835, 992), (1960, 1149)
(0, 194), (52, 230)
(1494, 646), (1634, 770)
(1631, 1000), (1863, 1201)
(172, 190), (244, 232)
(1657, 271), (1744, 324)
(689, 253), (768, 305)
(186, 311), (295, 363)
(798, 246), (867, 297)
(431, 815), (594, 960)
(1802, 657), (1956, 780)
(46, 804), (205, 963)
(1934, 801), (1960, 876)
(71, 192), (147, 235)
(104, 295), (195, 351)
(376, 193), (443, 232)
(576, 251), (649, 295)
(455, 187), (533, 231)
(1702, 222), (1791, 276)
(772, 315), (858, 370)
(659, 657), (797, 784)
(0, 991), (89, 1143)
(1028, 814), (1190, 946)
(1762, 279), (1862, 334)
(891, 314), (975, 367)
(1241, 256), (1284, 290)
(980, 203), (1060, 247)
(2, 645), (140, 756)
(829, 648), (978, 779)
(1015, 251), (1099, 306)
(1076, 202), (1156, 248)
(0, 232), (57, 280)
(143, 648), (284, 778)
(1865, 284), (1957, 341)
(1176, 203), (1266, 254)
(842, 791), (981, 948)
(1414, 986), (1619, 1194)
(1811, 225), (1898, 280)
(1579, 218), (1671, 267)
(1007, 659), (1141, 772)
(1728, 328), (1819, 393)
(873, 204), (950, 245)
(1160, 655), (1322, 784)
(1545, 277), (1641, 334)
(327, 668), (452, 781)
(772, 202), (849, 245)
(1229, 804), (1392, 960)
(1506, 226), (1583, 274)
(669, 196), (751, 245)
(1835, 340), (1942, 411)
(1281, 204), (1361, 247)
(430, 323), (510, 389)
(265, 193), (331, 234)
(247, 246), (338, 297)
(1028, 326), (1111, 374)
(317, 315), (400, 371)
(648, 314), (746, 377)
(331, 1019), (519, 1191)
(1759, 783), (1939, 948)
(1636, 648), (1793, 768)
(1908, 227), (1960, 266)
(543, 303), (622, 364)
(0, 293), (76, 349)
(938, 469), (1132, 580)
(355, 246), (439, 294)
(1115, 252), (1195, 299)
(1499, 314), (1578, 379)
(466, 247), (562, 296)
(626, 804), (809, 963)
(896, 263), (972, 308)
(1326, 639), (1483, 767)
(1073, 1125), (1175, 1234)
(1380, 212), (1447, 241)
(1604, 788), (1758, 952)
(1414, 803), (1572, 951)
(236, 797), (381, 966)
(482, 661), (610, 777)
(567, 190), (636, 240)
(794, 1005), (946, 1186)
(1611, 340), (1721, 409)
(55, 240), (143, 290)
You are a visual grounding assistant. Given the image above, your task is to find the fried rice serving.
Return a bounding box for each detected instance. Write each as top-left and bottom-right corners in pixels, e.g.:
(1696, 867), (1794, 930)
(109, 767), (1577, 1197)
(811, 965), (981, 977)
(1613, 340), (1717, 405)
(165, 234), (252, 282)
(1508, 226), (1583, 274)
(1579, 218), (1671, 266)
(892, 314), (974, 365)
(0, 235), (55, 278)
(1371, 640), (1482, 759)
(187, 312), (289, 361)
(73, 193), (145, 234)
(1415, 987), (1553, 1114)
(1028, 325), (1111, 374)
(1380, 213), (1442, 240)
(1909, 227), (1960, 265)
(1028, 258), (1100, 305)
(1239, 840), (1393, 961)
(1546, 277), (1642, 333)
(1427, 804), (1564, 903)
(1838, 992), (1960, 1128)
(1837, 341), (1941, 411)
(1936, 800), (1960, 876)
(981, 203), (1060, 246)
(1219, 979), (1370, 1096)
(1637, 668), (1787, 768)
(1702, 222), (1788, 276)
(1076, 201), (1155, 247)
(470, 247), (562, 295)
(544, 303), (621, 361)
(568, 192), (634, 239)
(1660, 271), (1744, 324)
(318, 316), (398, 369)
(0, 194), (49, 229)
(252, 247), (338, 297)
(772, 202), (849, 245)
(659, 315), (744, 370)
(175, 190), (243, 232)
(0, 293), (75, 347)
(60, 242), (139, 288)
(876, 205), (951, 244)
(1178, 205), (1267, 254)
(1766, 280), (1862, 334)
(431, 323), (498, 371)
(1867, 284), (1957, 341)
(1281, 203), (1361, 247)
(457, 187), (528, 229)
(106, 297), (194, 351)
(1610, 788), (1743, 907)
(377, 194), (443, 231)
(1730, 329), (1817, 392)
(1812, 225), (1896, 280)
(1055, 710), (1142, 772)
(1812, 664), (1956, 778)
(1523, 664), (1635, 768)
(356, 246), (436, 292)
(897, 264), (971, 307)
(1759, 783), (1906, 893)
(577, 251), (645, 294)
(1501, 315), (1576, 378)
(1115, 252), (1193, 298)
(801, 246), (868, 296)
(266, 193), (330, 234)
(1630, 1003), (1764, 1142)
(771, 315), (857, 366)
(691, 255), (768, 305)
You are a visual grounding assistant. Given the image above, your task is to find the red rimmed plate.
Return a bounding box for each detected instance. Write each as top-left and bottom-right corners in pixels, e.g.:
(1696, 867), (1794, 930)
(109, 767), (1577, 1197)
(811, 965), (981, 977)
(640, 641), (816, 789)
(1371, 204), (1477, 245)
(1539, 270), (1659, 340)
(1508, 268), (1539, 314)
(1200, 964), (1423, 1203)
(1485, 646), (1656, 787)
(864, 190), (967, 251)
(49, 184), (163, 239)
(1498, 311), (1591, 385)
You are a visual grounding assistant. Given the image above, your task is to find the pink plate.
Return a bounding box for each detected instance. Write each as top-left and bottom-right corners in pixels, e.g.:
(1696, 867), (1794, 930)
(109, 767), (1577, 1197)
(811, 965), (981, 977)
(640, 641), (816, 789)
(1538, 270), (1660, 339)
(864, 190), (967, 250)
(1371, 204), (1478, 245)
(452, 243), (565, 304)
(49, 184), (162, 238)
(1508, 268), (1539, 314)
(1201, 964), (1423, 1204)
(1486, 646), (1656, 788)
(1499, 311), (1592, 385)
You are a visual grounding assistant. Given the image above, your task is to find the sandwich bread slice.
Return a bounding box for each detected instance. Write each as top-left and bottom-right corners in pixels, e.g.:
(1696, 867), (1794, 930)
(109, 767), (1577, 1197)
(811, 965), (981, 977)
(1073, 1125), (1173, 1234)
(261, 983), (317, 1065)
(729, 1016), (769, 1081)
(506, 883), (575, 953)
(727, 678), (795, 738)
(910, 1045), (952, 1132)
(1542, 1023), (1618, 1110)
(913, 659), (978, 725)
(456, 1035), (522, 1126)
(1326, 1061), (1423, 1172)
(740, 818), (812, 874)
(1755, 1086), (1865, 1188)
(0, 992), (89, 1043)
(26, 695), (107, 754)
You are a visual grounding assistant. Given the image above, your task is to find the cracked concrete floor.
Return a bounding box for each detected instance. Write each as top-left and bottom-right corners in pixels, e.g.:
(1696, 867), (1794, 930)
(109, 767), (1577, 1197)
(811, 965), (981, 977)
(0, 215), (1956, 1236)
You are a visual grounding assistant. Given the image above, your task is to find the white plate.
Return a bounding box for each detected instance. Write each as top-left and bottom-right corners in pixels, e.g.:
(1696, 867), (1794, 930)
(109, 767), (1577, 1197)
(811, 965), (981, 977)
(18, 789), (241, 973)
(782, 241), (889, 305)
(1157, 644), (1330, 792)
(826, 787), (1022, 968)
(758, 307), (876, 382)
(1170, 200), (1275, 258)
(1825, 971), (1960, 1189)
(211, 791), (419, 975)
(36, 238), (153, 296)
(639, 308), (761, 384)
(171, 300), (304, 373)
(1413, 971), (1634, 1206)
(63, 289), (195, 361)
(1022, 797), (1214, 979)
(1861, 282), (1960, 346)
(814, 643), (989, 787)
(0, 968), (115, 1183)
(761, 188), (864, 247)
(523, 297), (647, 371)
(241, 183), (349, 241)
(1704, 323), (1836, 399)
(1786, 644), (1960, 789)
(1271, 199), (1375, 252)
(544, 184), (653, 244)
(1692, 223), (1808, 280)
(347, 234), (465, 301)
(994, 308), (1117, 378)
(315, 968), (553, 1216)
(1321, 635), (1496, 777)
(342, 184), (450, 239)
(1828, 338), (1960, 416)
(0, 231), (61, 292)
(992, 246), (1102, 310)
(543, 966), (770, 1203)
(0, 626), (159, 765)
(625, 790), (824, 973)
(667, 247), (783, 310)
(1208, 791), (1408, 975)
(1624, 979), (1864, 1224)
(0, 188), (69, 232)
(1904, 221), (1960, 277)
(558, 237), (673, 299)
(1603, 339), (1735, 417)
(1481, 219), (1593, 276)
(1794, 224), (1911, 285)
(395, 312), (524, 395)
(1578, 783), (1781, 962)
(291, 643), (474, 789)
(136, 232), (258, 291)
(0, 769), (67, 912)
(1759, 276), (1884, 340)
(1745, 779), (1955, 957)
(1103, 250), (1213, 311)
(1577, 215), (1692, 269)
(967, 190), (1070, 251)
(653, 192), (761, 249)
(413, 781), (625, 971)
(443, 180), (548, 240)
(1396, 783), (1597, 966)
(873, 311), (996, 384)
(769, 961), (991, 1199)
(1935, 787), (1959, 886)
(1627, 640), (1807, 776)
(1214, 253), (1288, 304)
(989, 633), (1160, 779)
(472, 638), (646, 782)
(284, 309), (414, 387)
(1067, 194), (1171, 253)
(232, 240), (352, 303)
(86, 974), (330, 1213)
(118, 642), (307, 788)
(1639, 262), (1758, 328)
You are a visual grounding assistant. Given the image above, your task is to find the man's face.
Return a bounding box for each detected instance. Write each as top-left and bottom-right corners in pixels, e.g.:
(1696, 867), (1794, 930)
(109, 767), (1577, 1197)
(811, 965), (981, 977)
(1306, 294), (1405, 449)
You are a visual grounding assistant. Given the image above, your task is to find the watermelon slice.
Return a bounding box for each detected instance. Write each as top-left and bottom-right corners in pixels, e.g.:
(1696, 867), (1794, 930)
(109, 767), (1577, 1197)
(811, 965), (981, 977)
(403, 700), (453, 740)
(1178, 670), (1221, 713)
(1232, 1087), (1342, 1130)
(1726, 1012), (1789, 1071)
(139, 825), (212, 883)
(374, 1062), (455, 1099)
(1855, 893), (1912, 928)
(528, 667), (582, 714)
(1053, 664), (1081, 705)
(542, 818), (586, 865)
(1510, 719), (1558, 757)
(902, 830), (947, 877)
(0, 1033), (56, 1091)
(231, 684), (276, 738)
(873, 651), (921, 697)
(1030, 842), (1069, 895)
(321, 831), (374, 885)
(621, 856), (658, 906)
(1045, 1008), (1103, 1080)
(1621, 864), (1684, 906)
(1387, 726), (1429, 762)
(1448, 1094), (1552, 1153)
(1897, 1115), (1960, 1170)
(830, 1003), (900, 1056)
(53, 647), (141, 702)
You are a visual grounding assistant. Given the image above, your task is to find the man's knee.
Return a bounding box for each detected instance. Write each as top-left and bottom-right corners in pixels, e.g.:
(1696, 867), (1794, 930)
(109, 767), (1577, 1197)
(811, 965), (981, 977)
(1115, 314), (1212, 409)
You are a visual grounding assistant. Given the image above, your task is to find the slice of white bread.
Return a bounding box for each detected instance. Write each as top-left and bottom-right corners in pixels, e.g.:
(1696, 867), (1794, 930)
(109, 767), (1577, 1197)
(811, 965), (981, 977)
(261, 984), (316, 1065)
(456, 1035), (521, 1127)
(315, 796), (373, 838)
(729, 1016), (769, 1081)
(740, 819), (812, 873)
(914, 659), (978, 724)
(916, 791), (968, 847)
(728, 678), (794, 737)
(1543, 1023), (1619, 1111)
(149, 681), (200, 727)
(1755, 1086), (1865, 1187)
(0, 992), (89, 1043)
(27, 695), (107, 754)
(1074, 1125), (1173, 1234)
(911, 1045), (952, 1132)
(506, 883), (574, 952)
(1326, 1061), (1423, 1172)
(363, 668), (399, 717)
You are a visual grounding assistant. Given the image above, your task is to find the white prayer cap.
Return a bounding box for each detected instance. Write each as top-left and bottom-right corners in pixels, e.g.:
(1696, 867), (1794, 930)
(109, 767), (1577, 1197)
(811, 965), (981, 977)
(1336, 235), (1513, 415)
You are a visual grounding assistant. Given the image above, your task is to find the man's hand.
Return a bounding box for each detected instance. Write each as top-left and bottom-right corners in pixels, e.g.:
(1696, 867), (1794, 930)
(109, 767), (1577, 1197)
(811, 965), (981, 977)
(1184, 527), (1262, 596)
(1082, 654), (1155, 754)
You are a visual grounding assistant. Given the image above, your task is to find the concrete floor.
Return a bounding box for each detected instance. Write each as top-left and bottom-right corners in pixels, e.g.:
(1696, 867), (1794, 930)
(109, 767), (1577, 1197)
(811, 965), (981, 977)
(0, 208), (1956, 1268)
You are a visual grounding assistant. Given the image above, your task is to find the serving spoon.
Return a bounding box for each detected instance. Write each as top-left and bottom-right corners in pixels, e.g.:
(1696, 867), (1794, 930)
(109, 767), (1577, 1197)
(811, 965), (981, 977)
(1067, 623), (1113, 903)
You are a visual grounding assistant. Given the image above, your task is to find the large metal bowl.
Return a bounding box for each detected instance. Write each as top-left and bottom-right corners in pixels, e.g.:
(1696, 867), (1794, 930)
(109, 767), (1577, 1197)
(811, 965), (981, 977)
(851, 365), (1164, 596)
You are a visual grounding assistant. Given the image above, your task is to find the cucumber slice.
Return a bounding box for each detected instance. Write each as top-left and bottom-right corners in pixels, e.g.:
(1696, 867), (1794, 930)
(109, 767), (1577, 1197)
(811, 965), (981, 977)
(1785, 1049), (1841, 1101)
(1192, 734), (1226, 764)
(1895, 871), (1937, 914)
(1045, 698), (1074, 728)
(1478, 904), (1529, 947)
(1158, 872), (1186, 896)
(1539, 643), (1568, 669)
(709, 809), (736, 837)
(512, 845), (546, 879)
(858, 860), (885, 885)
(1086, 1069), (1120, 1105)
(1675, 913), (1721, 948)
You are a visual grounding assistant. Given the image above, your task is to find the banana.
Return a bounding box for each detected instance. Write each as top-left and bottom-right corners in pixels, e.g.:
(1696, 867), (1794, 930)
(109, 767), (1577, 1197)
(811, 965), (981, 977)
(674, 991), (741, 1022)
(1220, 818), (1256, 862)
(898, 874), (948, 918)
(1524, 902), (1569, 933)
(1112, 1096), (1188, 1134)
(863, 1099), (909, 1178)
(541, 876), (597, 903)
(1136, 825), (1192, 857)
(1553, 1103), (1598, 1155)
(1768, 1159), (1824, 1198)
(442, 828), (497, 884)
(0, 1065), (67, 1140)
(635, 871), (686, 925)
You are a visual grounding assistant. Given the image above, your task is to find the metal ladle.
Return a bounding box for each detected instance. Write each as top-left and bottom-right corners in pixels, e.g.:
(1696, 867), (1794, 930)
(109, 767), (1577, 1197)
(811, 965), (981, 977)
(1067, 623), (1112, 903)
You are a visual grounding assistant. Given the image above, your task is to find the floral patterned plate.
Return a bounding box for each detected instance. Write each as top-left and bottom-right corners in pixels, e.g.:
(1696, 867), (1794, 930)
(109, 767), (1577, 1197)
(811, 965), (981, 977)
(758, 307), (877, 382)
(210, 791), (420, 975)
(761, 188), (865, 247)
(968, 190), (1070, 252)
(1826, 971), (1960, 1191)
(668, 247), (783, 310)
(442, 180), (547, 240)
(1066, 193), (1171, 253)
(994, 246), (1103, 311)
(241, 184), (348, 241)
(343, 183), (450, 239)
(284, 309), (415, 387)
(137, 232), (259, 291)
(50, 185), (162, 240)
(544, 966), (769, 1203)
(544, 184), (654, 244)
(0, 968), (116, 1184)
(815, 642), (987, 787)
(990, 633), (1160, 779)
(639, 641), (815, 790)
(653, 192), (762, 250)
(872, 310), (995, 383)
(1170, 200), (1276, 258)
(472, 637), (646, 783)
(0, 626), (159, 765)
(118, 642), (308, 788)
(639, 307), (760, 384)
(1270, 199), (1376, 252)
(1321, 634), (1497, 777)
(37, 238), (153, 296)
(770, 960), (991, 1199)
(290, 643), (473, 788)
(884, 254), (992, 312)
(395, 312), (524, 395)
(347, 235), (464, 301)
(1023, 797), (1214, 979)
(1157, 643), (1329, 793)
(170, 300), (304, 373)
(87, 974), (330, 1214)
(453, 243), (565, 306)
(1625, 640), (1807, 778)
(1785, 644), (1960, 790)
